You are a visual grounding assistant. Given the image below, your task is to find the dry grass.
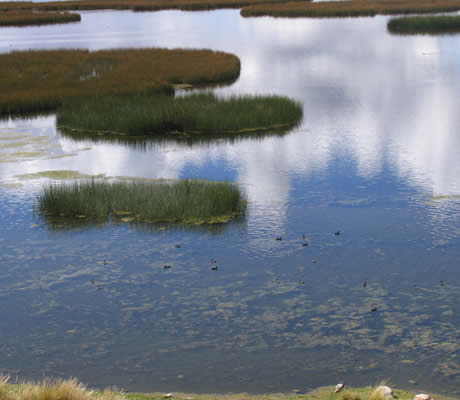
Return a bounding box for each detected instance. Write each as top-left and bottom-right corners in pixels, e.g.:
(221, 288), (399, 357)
(0, 0), (306, 13)
(0, 48), (240, 116)
(0, 10), (80, 26)
(241, 0), (460, 18)
(0, 378), (124, 400)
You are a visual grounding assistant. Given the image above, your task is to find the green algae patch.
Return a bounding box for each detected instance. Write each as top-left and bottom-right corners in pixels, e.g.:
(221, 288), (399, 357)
(37, 178), (247, 225)
(0, 141), (29, 149)
(429, 194), (460, 200)
(388, 15), (460, 34)
(0, 10), (81, 26)
(0, 48), (240, 116)
(57, 93), (303, 137)
(0, 182), (24, 189)
(16, 170), (104, 180)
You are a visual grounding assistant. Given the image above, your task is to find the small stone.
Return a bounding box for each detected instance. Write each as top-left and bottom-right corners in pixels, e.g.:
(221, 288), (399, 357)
(372, 386), (393, 399)
(334, 383), (345, 393)
(414, 395), (433, 400)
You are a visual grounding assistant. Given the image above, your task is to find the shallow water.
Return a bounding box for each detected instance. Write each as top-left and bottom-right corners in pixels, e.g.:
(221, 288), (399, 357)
(1, 9), (460, 396)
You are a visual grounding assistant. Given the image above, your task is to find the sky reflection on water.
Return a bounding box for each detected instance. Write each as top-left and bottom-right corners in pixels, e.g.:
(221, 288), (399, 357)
(1, 9), (460, 396)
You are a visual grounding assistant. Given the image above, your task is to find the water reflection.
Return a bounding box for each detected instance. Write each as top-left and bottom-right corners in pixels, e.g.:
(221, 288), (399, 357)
(1, 9), (460, 396)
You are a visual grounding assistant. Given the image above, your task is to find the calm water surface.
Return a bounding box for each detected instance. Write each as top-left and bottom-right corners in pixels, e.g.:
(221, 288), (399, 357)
(1, 10), (460, 396)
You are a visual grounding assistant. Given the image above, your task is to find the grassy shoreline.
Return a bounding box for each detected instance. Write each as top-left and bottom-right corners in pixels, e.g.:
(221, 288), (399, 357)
(56, 93), (303, 137)
(240, 0), (460, 18)
(1, 379), (457, 400)
(388, 15), (460, 33)
(0, 48), (240, 116)
(0, 0), (310, 14)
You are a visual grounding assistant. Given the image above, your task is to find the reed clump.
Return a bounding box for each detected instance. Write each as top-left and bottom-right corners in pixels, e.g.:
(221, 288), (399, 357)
(37, 179), (247, 224)
(241, 0), (460, 18)
(0, 48), (240, 116)
(388, 15), (460, 33)
(0, 10), (80, 26)
(57, 93), (303, 136)
(0, 378), (123, 400)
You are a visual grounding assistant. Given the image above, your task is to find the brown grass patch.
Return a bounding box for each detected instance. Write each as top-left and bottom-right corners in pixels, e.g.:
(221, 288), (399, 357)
(0, 48), (240, 115)
(0, 378), (124, 400)
(241, 0), (460, 18)
(0, 0), (307, 13)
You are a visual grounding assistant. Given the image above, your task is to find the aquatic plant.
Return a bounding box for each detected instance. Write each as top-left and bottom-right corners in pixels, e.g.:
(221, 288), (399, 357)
(0, 49), (240, 116)
(0, 10), (80, 26)
(388, 15), (460, 34)
(241, 0), (460, 18)
(37, 178), (247, 224)
(57, 93), (303, 136)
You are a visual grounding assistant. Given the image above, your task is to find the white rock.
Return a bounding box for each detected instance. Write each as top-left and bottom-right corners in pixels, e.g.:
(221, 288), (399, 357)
(414, 394), (433, 400)
(334, 383), (345, 393)
(372, 386), (394, 399)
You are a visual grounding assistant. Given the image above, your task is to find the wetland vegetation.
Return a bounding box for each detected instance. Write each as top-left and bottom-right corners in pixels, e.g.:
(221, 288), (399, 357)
(37, 178), (247, 225)
(57, 93), (303, 137)
(388, 15), (460, 33)
(0, 10), (80, 26)
(0, 0), (304, 13)
(0, 49), (240, 116)
(0, 378), (453, 400)
(240, 0), (460, 18)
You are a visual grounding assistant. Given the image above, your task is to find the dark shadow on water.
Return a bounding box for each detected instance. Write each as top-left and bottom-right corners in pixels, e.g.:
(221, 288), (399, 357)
(56, 123), (301, 150)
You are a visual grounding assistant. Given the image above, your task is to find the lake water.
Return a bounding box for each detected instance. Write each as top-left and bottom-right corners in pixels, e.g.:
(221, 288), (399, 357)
(1, 9), (460, 396)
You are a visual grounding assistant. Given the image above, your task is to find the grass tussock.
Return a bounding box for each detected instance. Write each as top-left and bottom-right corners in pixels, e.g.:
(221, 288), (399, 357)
(241, 0), (460, 18)
(37, 179), (247, 224)
(0, 48), (240, 116)
(0, 378), (123, 400)
(57, 93), (303, 136)
(388, 15), (460, 33)
(0, 10), (80, 26)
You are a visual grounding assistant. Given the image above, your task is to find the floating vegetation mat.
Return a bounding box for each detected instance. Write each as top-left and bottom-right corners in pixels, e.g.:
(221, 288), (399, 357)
(0, 48), (240, 116)
(388, 15), (460, 34)
(37, 178), (247, 225)
(0, 10), (80, 26)
(0, 129), (87, 165)
(241, 0), (460, 18)
(57, 93), (303, 137)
